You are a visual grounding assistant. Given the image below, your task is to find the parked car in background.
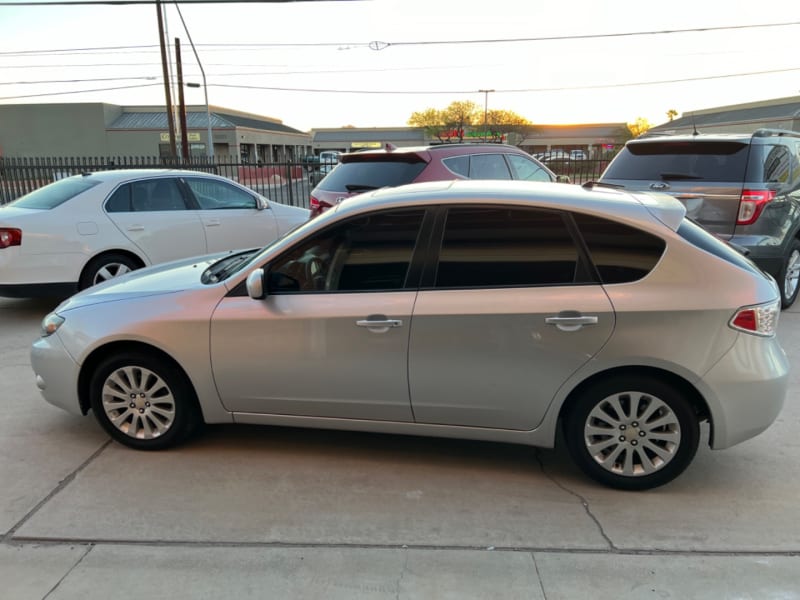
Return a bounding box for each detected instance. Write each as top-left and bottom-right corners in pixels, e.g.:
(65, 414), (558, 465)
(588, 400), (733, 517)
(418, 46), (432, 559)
(309, 143), (565, 218)
(308, 150), (343, 185)
(32, 179), (787, 490)
(0, 169), (309, 298)
(597, 129), (800, 307)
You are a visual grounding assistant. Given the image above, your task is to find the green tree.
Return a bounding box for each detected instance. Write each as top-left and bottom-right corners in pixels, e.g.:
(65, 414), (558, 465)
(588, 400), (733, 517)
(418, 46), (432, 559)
(407, 107), (448, 142)
(409, 101), (533, 143)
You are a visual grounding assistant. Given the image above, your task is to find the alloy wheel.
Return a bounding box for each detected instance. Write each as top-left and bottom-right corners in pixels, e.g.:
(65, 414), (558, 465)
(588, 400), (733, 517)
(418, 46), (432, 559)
(101, 365), (176, 440)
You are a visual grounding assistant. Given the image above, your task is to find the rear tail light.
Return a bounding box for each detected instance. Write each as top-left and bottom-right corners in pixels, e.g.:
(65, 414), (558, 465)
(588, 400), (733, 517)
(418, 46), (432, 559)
(737, 189), (776, 225)
(729, 300), (780, 337)
(308, 195), (332, 219)
(0, 228), (22, 249)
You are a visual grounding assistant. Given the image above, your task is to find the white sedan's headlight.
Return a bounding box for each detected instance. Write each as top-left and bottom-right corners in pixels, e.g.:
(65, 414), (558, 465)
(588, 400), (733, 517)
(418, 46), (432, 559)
(41, 313), (65, 337)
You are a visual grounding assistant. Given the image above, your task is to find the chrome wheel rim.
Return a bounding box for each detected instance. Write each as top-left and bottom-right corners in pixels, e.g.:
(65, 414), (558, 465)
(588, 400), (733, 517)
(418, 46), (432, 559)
(93, 262), (132, 285)
(101, 366), (176, 440)
(584, 391), (681, 477)
(785, 250), (800, 301)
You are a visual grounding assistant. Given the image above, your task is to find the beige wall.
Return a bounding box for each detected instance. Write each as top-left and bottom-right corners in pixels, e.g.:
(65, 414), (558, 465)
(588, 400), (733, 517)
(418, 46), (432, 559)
(0, 103), (111, 157)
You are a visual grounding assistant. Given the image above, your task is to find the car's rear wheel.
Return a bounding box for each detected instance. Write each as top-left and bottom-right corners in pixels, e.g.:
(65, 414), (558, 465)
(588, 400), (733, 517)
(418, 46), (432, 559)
(779, 240), (800, 308)
(89, 352), (200, 450)
(565, 376), (700, 490)
(80, 253), (140, 290)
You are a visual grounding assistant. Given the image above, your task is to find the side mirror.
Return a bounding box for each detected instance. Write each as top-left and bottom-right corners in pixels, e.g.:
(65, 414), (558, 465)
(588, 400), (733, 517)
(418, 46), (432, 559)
(556, 175), (571, 184)
(256, 196), (268, 210)
(246, 268), (266, 299)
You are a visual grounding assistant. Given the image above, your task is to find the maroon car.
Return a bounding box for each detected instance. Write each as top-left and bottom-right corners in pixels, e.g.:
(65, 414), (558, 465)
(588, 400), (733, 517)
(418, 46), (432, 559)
(309, 143), (565, 218)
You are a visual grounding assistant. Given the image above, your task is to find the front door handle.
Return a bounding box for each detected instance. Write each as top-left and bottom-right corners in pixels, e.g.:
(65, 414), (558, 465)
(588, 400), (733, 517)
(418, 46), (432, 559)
(126, 225), (145, 232)
(545, 315), (599, 332)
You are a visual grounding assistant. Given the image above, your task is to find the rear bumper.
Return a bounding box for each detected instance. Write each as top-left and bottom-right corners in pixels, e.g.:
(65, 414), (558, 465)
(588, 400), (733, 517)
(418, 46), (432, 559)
(698, 333), (789, 449)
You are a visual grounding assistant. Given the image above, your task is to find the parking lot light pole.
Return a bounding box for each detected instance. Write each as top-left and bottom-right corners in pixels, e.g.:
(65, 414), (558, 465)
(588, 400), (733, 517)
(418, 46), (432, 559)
(479, 89), (494, 142)
(186, 82), (213, 159)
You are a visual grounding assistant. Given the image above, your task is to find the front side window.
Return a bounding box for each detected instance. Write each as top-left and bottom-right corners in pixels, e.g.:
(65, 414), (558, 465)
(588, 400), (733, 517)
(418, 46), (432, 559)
(434, 207), (582, 288)
(268, 209), (425, 293)
(572, 213), (666, 283)
(184, 177), (257, 210)
(506, 154), (552, 182)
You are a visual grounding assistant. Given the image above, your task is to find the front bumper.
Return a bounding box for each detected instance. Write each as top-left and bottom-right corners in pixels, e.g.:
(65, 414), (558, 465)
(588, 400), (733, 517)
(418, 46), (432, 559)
(30, 333), (84, 416)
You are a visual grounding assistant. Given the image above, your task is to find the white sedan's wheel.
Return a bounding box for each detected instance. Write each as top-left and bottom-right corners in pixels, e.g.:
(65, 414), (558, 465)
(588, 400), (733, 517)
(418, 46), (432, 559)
(80, 253), (140, 290)
(93, 261), (134, 285)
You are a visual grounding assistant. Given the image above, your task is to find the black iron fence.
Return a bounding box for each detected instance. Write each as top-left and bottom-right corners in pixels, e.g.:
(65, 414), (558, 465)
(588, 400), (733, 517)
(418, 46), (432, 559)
(0, 155), (316, 207)
(0, 154), (611, 206)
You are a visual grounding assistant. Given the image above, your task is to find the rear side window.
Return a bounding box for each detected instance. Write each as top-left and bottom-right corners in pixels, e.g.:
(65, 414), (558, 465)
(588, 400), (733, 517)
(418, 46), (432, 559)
(434, 207), (585, 288)
(603, 141), (749, 181)
(468, 154), (512, 179)
(676, 218), (764, 277)
(317, 160), (427, 192)
(745, 143), (792, 184)
(10, 176), (101, 209)
(572, 213), (666, 283)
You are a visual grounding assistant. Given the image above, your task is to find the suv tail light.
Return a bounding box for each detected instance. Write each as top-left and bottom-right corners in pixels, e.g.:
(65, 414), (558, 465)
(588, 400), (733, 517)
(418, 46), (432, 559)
(737, 189), (776, 225)
(729, 300), (780, 337)
(308, 195), (332, 219)
(0, 228), (22, 249)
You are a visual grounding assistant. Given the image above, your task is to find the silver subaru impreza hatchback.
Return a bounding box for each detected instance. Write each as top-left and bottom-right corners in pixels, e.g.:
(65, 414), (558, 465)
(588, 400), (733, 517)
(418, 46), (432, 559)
(31, 179), (788, 490)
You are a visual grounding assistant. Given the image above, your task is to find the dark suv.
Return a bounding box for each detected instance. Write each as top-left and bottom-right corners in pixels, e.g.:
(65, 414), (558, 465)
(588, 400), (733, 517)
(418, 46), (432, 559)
(598, 129), (800, 307)
(309, 143), (564, 218)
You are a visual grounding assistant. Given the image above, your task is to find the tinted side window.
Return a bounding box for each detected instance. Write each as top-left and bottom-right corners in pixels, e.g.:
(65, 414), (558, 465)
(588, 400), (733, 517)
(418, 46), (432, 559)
(130, 178), (187, 211)
(435, 207), (581, 288)
(105, 184), (131, 212)
(506, 154), (553, 182)
(185, 177), (257, 209)
(746, 143), (792, 185)
(269, 209), (425, 293)
(572, 213), (666, 283)
(317, 160), (427, 192)
(442, 155), (469, 177)
(469, 154), (512, 179)
(603, 141), (749, 181)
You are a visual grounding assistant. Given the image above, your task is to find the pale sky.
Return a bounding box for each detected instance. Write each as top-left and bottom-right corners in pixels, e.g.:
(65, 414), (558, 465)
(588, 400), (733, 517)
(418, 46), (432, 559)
(1, 0), (799, 132)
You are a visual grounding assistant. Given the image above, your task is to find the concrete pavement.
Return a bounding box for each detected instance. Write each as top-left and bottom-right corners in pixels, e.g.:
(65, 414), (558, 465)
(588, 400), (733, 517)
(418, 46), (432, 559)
(1, 296), (799, 599)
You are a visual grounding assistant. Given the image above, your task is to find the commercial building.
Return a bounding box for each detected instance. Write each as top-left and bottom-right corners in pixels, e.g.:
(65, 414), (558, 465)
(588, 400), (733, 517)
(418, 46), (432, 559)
(0, 103), (311, 162)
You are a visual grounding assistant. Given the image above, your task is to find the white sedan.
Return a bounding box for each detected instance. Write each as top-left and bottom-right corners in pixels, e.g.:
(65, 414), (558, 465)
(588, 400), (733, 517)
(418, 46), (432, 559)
(0, 169), (310, 297)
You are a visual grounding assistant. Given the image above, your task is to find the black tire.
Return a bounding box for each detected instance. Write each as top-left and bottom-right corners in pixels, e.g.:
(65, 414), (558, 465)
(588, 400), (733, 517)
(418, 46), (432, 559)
(89, 351), (201, 450)
(80, 252), (140, 290)
(564, 375), (700, 491)
(778, 240), (800, 309)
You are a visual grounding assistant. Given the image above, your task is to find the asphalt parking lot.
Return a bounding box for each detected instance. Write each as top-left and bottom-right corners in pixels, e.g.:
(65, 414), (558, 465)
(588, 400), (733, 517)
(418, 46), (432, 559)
(2, 296), (799, 599)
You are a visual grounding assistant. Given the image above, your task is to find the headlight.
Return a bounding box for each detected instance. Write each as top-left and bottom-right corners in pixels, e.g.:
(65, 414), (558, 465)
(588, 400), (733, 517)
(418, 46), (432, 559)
(41, 313), (65, 337)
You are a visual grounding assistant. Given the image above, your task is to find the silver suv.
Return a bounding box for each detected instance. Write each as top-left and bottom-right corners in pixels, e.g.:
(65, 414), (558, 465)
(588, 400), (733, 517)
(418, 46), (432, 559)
(598, 129), (800, 307)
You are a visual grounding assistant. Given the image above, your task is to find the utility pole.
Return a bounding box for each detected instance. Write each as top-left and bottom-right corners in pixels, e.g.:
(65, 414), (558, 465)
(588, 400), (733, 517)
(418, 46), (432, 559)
(175, 38), (190, 160)
(479, 89), (494, 142)
(156, 0), (177, 159)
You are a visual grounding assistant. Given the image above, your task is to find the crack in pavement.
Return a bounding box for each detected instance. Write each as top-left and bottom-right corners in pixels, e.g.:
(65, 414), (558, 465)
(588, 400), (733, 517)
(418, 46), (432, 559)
(534, 449), (617, 551)
(42, 543), (94, 600)
(395, 548), (409, 600)
(530, 552), (549, 600)
(3, 439), (112, 543)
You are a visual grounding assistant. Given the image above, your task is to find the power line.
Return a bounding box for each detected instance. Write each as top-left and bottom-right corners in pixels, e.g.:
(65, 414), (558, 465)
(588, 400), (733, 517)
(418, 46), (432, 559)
(1, 20), (799, 57)
(0, 82), (161, 100)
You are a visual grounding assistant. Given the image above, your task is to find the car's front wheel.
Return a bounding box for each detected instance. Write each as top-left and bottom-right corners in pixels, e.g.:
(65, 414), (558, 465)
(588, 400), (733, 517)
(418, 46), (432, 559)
(89, 352), (201, 450)
(779, 240), (800, 308)
(565, 376), (700, 490)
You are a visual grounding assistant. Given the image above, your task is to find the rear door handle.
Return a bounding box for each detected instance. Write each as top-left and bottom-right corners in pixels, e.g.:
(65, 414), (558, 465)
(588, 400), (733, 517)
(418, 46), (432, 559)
(205, 219), (221, 227)
(545, 315), (598, 332)
(126, 225), (145, 232)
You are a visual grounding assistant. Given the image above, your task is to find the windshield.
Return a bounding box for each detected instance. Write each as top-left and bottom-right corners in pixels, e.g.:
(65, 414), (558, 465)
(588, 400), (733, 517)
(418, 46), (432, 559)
(10, 176), (101, 209)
